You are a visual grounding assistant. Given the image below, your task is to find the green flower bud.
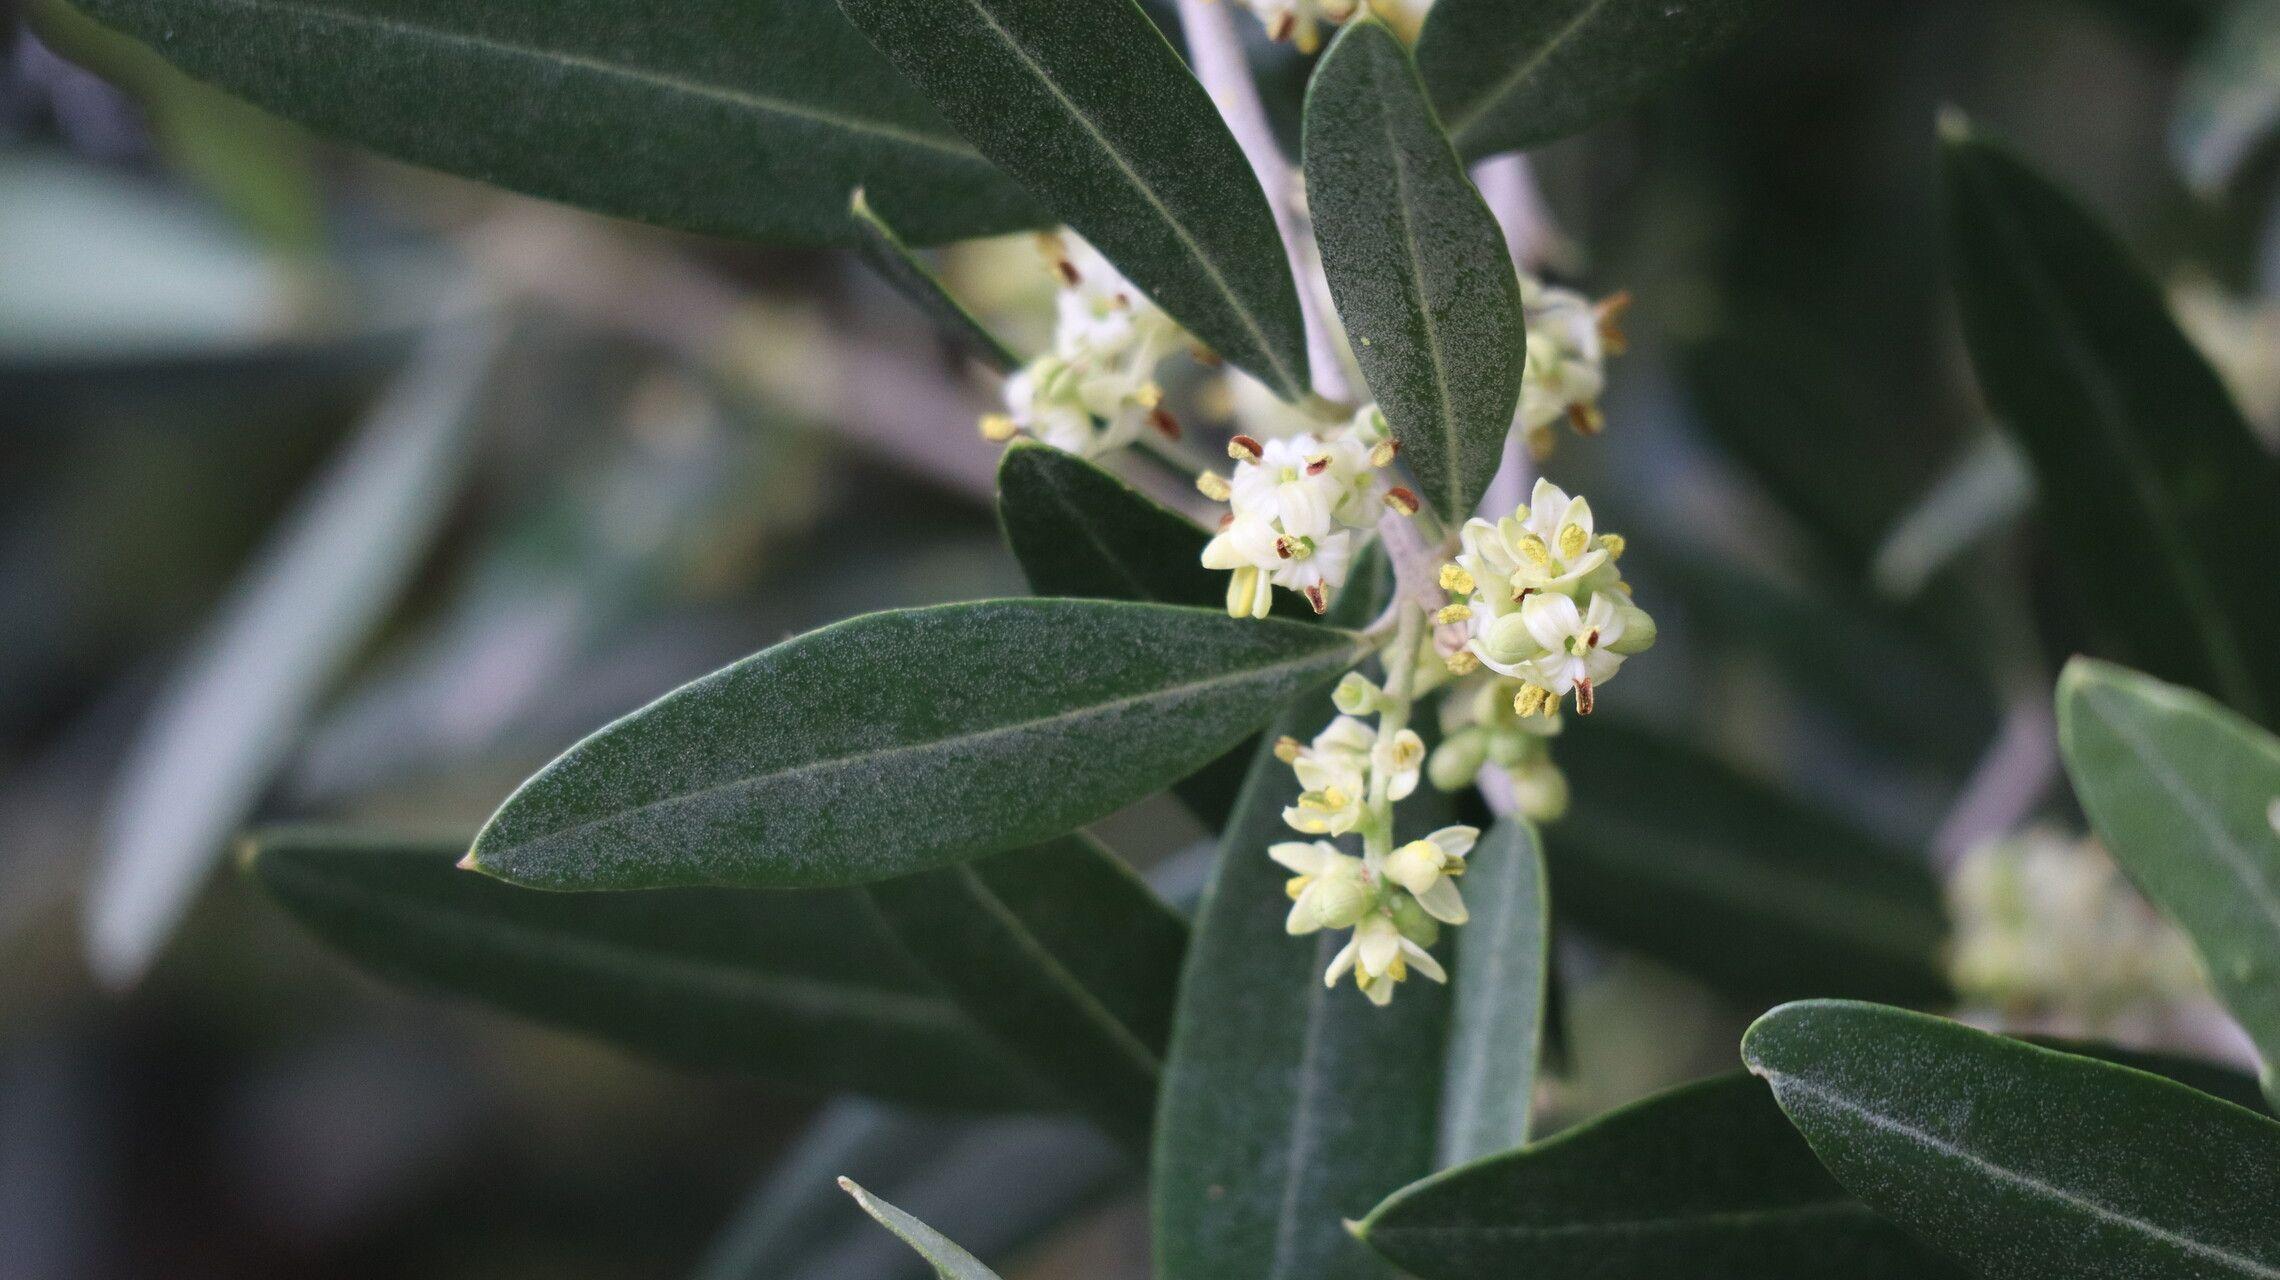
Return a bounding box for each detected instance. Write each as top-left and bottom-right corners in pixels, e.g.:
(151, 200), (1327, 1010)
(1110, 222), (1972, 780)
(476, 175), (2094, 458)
(1305, 875), (1374, 931)
(1428, 728), (1488, 791)
(1511, 758), (1570, 822)
(1390, 895), (1441, 948)
(1332, 671), (1382, 716)
(1608, 604), (1657, 655)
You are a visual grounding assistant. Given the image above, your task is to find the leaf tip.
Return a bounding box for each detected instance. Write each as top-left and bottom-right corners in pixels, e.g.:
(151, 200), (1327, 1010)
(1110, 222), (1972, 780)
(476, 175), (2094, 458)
(456, 848), (481, 872)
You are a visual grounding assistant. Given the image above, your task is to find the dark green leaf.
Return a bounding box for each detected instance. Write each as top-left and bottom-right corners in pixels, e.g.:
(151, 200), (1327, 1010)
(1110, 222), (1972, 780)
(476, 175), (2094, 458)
(1360, 1072), (1964, 1280)
(866, 836), (1188, 1150)
(1304, 18), (1523, 525)
(1942, 123), (2280, 725)
(72, 0), (1043, 246)
(243, 829), (1043, 1110)
(1438, 819), (1549, 1164)
(2057, 658), (2280, 1106)
(467, 600), (1364, 890)
(996, 441), (1223, 608)
(836, 0), (1311, 398)
(1745, 1000), (2280, 1280)
(839, 1179), (1002, 1280)
(1152, 717), (1451, 1280)
(1551, 722), (1952, 1007)
(1419, 0), (1775, 159)
(850, 187), (1023, 372)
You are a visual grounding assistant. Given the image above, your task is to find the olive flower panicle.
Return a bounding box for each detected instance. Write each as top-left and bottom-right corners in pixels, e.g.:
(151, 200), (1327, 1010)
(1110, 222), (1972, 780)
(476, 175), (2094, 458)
(1199, 407), (1397, 617)
(981, 234), (1189, 457)
(1518, 274), (1630, 459)
(1448, 477), (1655, 716)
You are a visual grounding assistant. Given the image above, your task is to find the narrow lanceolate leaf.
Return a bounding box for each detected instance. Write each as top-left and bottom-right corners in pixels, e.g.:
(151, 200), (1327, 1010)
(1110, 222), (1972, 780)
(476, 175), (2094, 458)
(1153, 718), (1452, 1280)
(850, 187), (1023, 372)
(1305, 18), (1523, 525)
(1551, 723), (1952, 1007)
(866, 836), (1188, 1151)
(839, 1179), (1003, 1280)
(1746, 1001), (2280, 1280)
(1438, 820), (1549, 1164)
(837, 0), (1311, 399)
(71, 0), (1042, 246)
(86, 312), (499, 989)
(996, 441), (1222, 608)
(244, 830), (1044, 1110)
(1361, 1073), (1965, 1280)
(2057, 658), (2280, 1106)
(1418, 0), (1775, 159)
(469, 600), (1364, 890)
(1944, 124), (2280, 725)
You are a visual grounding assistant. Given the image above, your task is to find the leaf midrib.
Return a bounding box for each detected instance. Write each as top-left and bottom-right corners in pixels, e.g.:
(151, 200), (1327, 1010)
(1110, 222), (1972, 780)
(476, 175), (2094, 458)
(1373, 1194), (1877, 1245)
(956, 864), (1164, 1080)
(1964, 154), (2263, 719)
(1444, 0), (1614, 147)
(160, 0), (987, 160)
(1267, 929), (1343, 1279)
(947, 0), (1304, 396)
(488, 638), (1357, 859)
(2081, 688), (2280, 940)
(1765, 1069), (2280, 1278)
(1364, 37), (1466, 516)
(268, 861), (972, 1031)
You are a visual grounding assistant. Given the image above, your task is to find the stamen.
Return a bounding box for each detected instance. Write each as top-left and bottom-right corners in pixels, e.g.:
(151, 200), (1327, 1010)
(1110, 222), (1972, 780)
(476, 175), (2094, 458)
(978, 414), (1017, 442)
(1516, 535), (1552, 569)
(1304, 582), (1330, 614)
(1557, 523), (1588, 559)
(1196, 472), (1232, 502)
(1149, 407), (1182, 440)
(1434, 604), (1472, 625)
(1369, 439), (1399, 468)
(1229, 434), (1264, 463)
(1438, 563), (1475, 594)
(1597, 532), (1626, 561)
(1567, 402), (1605, 436)
(1273, 736), (1304, 763)
(1574, 677), (1595, 715)
(1383, 487), (1421, 516)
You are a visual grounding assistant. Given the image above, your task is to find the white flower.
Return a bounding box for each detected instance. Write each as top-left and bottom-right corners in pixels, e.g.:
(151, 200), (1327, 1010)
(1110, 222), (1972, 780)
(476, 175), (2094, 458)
(1383, 825), (1478, 924)
(1281, 716), (1375, 835)
(1271, 841), (1372, 935)
(1511, 591), (1628, 713)
(985, 233), (1186, 458)
(1517, 275), (1627, 454)
(1458, 477), (1612, 602)
(1370, 728), (1426, 802)
(1326, 913), (1447, 1006)
(1203, 412), (1390, 616)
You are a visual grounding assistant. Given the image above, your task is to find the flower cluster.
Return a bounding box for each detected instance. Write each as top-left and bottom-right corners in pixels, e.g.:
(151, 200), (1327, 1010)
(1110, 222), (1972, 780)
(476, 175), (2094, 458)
(1272, 709), (1479, 1005)
(1444, 478), (1655, 716)
(1517, 275), (1630, 459)
(1198, 407), (1402, 617)
(1428, 675), (1569, 820)
(981, 234), (1188, 457)
(1948, 829), (2207, 1034)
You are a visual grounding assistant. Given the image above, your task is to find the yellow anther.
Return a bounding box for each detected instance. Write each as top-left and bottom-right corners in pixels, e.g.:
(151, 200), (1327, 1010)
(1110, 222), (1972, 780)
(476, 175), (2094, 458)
(1196, 472), (1232, 502)
(1274, 736), (1304, 764)
(1516, 535), (1552, 570)
(1444, 649), (1481, 676)
(1439, 563), (1476, 594)
(1320, 787), (1352, 809)
(1285, 875), (1313, 902)
(1557, 523), (1588, 559)
(1369, 439), (1399, 468)
(979, 414), (1018, 442)
(1597, 532), (1626, 562)
(1435, 604), (1473, 625)
(1386, 953), (1408, 981)
(1134, 382), (1164, 409)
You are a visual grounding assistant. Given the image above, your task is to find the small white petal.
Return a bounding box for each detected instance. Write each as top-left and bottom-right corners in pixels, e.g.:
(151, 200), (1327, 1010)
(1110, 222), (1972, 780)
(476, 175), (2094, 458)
(1416, 876), (1469, 925)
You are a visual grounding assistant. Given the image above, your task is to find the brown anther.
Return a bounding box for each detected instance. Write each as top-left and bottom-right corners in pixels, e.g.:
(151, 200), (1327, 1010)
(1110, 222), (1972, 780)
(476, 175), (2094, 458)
(1514, 586), (1536, 605)
(1149, 407), (1182, 440)
(1595, 290), (1634, 354)
(1229, 434), (1265, 463)
(1053, 258), (1081, 288)
(1268, 10), (1296, 41)
(1190, 345), (1223, 368)
(1567, 402), (1605, 437)
(1112, 291), (1133, 310)
(1383, 487), (1421, 516)
(1303, 583), (1329, 615)
(1584, 628), (1601, 649)
(1217, 512), (1236, 530)
(1574, 677), (1595, 716)
(1274, 535), (1298, 560)
(1305, 454), (1331, 476)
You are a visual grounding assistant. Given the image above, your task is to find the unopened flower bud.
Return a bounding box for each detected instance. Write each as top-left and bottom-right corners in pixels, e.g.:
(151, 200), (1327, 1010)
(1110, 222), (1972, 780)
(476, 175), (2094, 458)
(1428, 728), (1488, 792)
(1389, 896), (1440, 948)
(1332, 673), (1381, 716)
(1303, 876), (1372, 931)
(1608, 604), (1657, 655)
(1510, 758), (1570, 822)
